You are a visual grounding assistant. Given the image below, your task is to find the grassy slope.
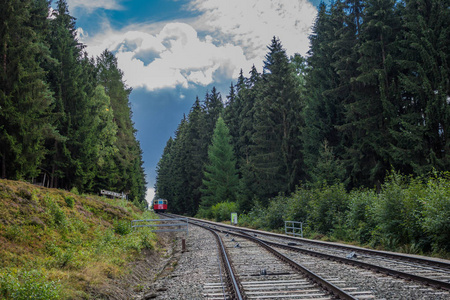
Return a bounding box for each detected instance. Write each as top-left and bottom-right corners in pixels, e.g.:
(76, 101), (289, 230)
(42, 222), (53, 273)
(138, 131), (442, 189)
(0, 179), (157, 299)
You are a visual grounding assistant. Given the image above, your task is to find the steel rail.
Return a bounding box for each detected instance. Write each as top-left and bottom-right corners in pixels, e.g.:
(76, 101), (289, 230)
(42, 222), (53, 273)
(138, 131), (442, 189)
(223, 230), (357, 300)
(262, 238), (450, 291)
(173, 214), (450, 270)
(164, 214), (450, 293)
(208, 228), (244, 300)
(159, 213), (244, 299)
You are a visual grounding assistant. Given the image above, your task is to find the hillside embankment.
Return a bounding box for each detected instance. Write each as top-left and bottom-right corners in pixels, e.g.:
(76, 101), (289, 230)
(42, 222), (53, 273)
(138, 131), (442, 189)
(0, 179), (170, 299)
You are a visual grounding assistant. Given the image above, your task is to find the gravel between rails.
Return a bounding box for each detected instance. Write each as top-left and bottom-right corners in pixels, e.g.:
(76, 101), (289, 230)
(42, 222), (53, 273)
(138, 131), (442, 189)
(278, 247), (450, 300)
(139, 223), (225, 300)
(136, 216), (450, 299)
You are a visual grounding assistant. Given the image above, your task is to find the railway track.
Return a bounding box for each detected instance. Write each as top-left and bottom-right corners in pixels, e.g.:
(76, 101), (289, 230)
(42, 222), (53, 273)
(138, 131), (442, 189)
(160, 213), (450, 299)
(160, 213), (364, 299)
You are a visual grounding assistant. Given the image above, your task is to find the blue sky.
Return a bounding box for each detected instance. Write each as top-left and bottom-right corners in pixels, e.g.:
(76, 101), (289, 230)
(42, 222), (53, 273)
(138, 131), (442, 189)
(63, 0), (322, 203)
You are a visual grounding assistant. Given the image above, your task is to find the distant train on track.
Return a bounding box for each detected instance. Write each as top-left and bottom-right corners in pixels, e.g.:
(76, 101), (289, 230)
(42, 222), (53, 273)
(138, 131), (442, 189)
(153, 199), (168, 212)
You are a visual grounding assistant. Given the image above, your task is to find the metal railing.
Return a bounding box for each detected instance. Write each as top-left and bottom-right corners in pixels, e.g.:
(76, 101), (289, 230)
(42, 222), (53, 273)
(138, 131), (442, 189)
(131, 218), (189, 234)
(285, 220), (303, 238)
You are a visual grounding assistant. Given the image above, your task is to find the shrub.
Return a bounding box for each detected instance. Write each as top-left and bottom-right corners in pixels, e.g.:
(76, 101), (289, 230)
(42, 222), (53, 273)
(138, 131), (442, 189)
(45, 196), (69, 231)
(64, 196), (75, 208)
(138, 230), (155, 250)
(346, 189), (377, 244)
(0, 269), (61, 300)
(4, 225), (22, 242)
(211, 202), (238, 222)
(309, 183), (349, 234)
(113, 219), (131, 235)
(69, 187), (79, 195)
(421, 175), (450, 252)
(371, 173), (427, 249)
(196, 207), (214, 220)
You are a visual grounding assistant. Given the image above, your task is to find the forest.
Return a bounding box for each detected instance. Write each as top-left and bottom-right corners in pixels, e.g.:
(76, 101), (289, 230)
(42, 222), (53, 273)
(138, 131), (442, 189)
(155, 0), (450, 253)
(0, 0), (146, 205)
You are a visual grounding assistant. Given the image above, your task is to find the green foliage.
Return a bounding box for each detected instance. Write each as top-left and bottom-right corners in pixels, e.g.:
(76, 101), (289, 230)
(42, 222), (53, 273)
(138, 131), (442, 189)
(201, 117), (239, 208)
(211, 202), (238, 222)
(46, 198), (68, 230)
(113, 219), (131, 236)
(4, 225), (22, 242)
(308, 184), (349, 235)
(346, 189), (378, 244)
(237, 172), (450, 255)
(136, 229), (155, 250)
(0, 179), (159, 298)
(64, 196), (75, 208)
(249, 37), (304, 203)
(421, 174), (450, 252)
(0, 269), (61, 300)
(0, 1), (146, 204)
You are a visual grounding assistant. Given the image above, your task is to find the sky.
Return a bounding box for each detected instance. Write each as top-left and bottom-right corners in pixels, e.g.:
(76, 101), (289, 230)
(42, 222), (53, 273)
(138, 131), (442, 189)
(62, 0), (322, 205)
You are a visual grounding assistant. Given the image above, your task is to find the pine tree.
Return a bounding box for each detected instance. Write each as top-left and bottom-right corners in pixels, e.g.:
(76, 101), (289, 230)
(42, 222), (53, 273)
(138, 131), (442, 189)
(249, 37), (304, 203)
(43, 0), (95, 189)
(96, 49), (146, 202)
(184, 97), (208, 215)
(391, 0), (450, 175)
(223, 82), (240, 156)
(202, 87), (224, 146)
(201, 117), (239, 208)
(331, 0), (367, 188)
(170, 116), (190, 214)
(302, 2), (346, 183)
(155, 138), (174, 202)
(0, 0), (55, 179)
(347, 0), (400, 185)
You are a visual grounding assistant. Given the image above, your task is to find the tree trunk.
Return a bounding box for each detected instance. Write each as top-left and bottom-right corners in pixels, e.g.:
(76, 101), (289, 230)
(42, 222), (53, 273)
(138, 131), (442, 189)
(1, 148), (6, 178)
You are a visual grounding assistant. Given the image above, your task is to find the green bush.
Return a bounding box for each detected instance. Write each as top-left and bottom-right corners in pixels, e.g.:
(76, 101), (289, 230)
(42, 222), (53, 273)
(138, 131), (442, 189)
(4, 225), (22, 242)
(308, 183), (349, 235)
(0, 269), (61, 300)
(421, 175), (450, 252)
(196, 206), (213, 219)
(211, 202), (238, 222)
(45, 196), (69, 231)
(64, 196), (75, 208)
(138, 229), (155, 250)
(346, 189), (377, 244)
(209, 172), (450, 255)
(113, 219), (131, 235)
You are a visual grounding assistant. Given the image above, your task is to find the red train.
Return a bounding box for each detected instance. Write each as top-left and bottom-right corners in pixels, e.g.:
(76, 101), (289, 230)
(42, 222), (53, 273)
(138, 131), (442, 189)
(153, 199), (168, 213)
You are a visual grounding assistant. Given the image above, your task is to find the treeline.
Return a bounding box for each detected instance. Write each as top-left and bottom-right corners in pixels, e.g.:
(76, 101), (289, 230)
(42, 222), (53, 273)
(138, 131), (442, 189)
(0, 0), (146, 204)
(156, 0), (450, 216)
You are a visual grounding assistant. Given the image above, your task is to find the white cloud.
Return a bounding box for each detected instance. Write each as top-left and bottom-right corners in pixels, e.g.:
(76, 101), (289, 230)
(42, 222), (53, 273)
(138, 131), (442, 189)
(81, 22), (249, 91)
(67, 0), (123, 12)
(189, 0), (317, 63)
(145, 187), (155, 206)
(79, 0), (317, 91)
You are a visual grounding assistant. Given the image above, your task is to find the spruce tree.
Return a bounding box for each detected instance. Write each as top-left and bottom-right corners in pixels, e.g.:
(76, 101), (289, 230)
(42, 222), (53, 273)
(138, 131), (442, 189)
(348, 0), (400, 185)
(303, 2), (346, 183)
(155, 138), (174, 202)
(96, 49), (146, 202)
(0, 0), (55, 179)
(200, 117), (239, 208)
(391, 0), (450, 175)
(250, 37), (304, 203)
(184, 97), (208, 215)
